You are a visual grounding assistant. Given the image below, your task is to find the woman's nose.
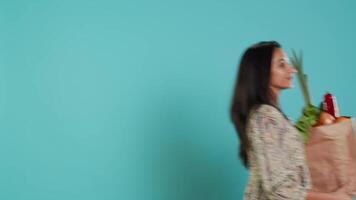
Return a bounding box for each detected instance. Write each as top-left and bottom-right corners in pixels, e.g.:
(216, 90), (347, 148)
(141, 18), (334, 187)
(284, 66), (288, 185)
(290, 66), (298, 74)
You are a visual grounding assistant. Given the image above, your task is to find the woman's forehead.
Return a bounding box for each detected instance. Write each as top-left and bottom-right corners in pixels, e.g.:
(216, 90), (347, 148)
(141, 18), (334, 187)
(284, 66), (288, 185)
(273, 48), (286, 56)
(272, 48), (289, 62)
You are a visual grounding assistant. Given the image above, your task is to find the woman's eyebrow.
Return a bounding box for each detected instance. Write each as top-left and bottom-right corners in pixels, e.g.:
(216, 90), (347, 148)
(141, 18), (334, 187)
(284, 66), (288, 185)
(274, 58), (288, 62)
(279, 57), (290, 62)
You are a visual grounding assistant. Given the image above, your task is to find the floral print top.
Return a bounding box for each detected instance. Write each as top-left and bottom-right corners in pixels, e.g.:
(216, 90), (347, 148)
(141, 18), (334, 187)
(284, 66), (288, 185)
(243, 104), (312, 200)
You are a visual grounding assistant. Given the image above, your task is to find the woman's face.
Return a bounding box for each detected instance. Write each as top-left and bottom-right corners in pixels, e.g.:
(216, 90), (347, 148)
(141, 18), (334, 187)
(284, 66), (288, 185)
(270, 48), (297, 90)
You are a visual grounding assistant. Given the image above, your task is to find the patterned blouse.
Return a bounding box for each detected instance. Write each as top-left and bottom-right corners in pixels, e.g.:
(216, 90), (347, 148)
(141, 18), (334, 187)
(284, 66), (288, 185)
(243, 104), (312, 200)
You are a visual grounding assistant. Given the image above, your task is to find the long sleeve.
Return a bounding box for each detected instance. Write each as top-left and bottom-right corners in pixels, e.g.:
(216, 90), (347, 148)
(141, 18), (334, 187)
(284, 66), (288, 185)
(248, 105), (310, 200)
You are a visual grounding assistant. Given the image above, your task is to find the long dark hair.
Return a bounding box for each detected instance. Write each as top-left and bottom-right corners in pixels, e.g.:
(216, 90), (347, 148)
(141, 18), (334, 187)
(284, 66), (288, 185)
(230, 41), (281, 169)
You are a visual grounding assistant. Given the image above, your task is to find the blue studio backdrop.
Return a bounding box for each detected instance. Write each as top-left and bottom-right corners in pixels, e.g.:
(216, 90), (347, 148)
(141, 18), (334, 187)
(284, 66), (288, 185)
(1, 1), (356, 200)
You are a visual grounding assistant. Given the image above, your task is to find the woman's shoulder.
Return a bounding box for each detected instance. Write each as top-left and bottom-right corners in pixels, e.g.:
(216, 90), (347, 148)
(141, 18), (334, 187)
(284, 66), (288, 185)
(251, 104), (282, 117)
(247, 104), (288, 135)
(247, 104), (286, 127)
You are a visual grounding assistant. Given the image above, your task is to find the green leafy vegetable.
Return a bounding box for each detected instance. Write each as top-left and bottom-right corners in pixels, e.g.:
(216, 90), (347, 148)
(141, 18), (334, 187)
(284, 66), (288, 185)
(290, 49), (321, 143)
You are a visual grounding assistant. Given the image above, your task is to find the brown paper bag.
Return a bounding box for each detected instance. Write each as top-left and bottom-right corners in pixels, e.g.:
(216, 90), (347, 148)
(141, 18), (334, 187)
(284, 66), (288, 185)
(305, 118), (356, 199)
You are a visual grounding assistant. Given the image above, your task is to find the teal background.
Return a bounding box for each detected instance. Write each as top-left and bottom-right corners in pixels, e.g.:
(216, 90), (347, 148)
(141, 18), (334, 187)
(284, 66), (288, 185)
(1, 1), (356, 199)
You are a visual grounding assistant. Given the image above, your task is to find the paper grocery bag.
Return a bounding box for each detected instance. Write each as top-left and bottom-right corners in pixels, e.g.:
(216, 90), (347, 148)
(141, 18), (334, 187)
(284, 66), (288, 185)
(305, 118), (356, 198)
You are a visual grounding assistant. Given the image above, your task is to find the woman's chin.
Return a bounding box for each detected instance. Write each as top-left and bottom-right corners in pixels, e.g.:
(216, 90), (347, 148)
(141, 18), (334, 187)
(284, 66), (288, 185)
(286, 81), (294, 88)
(282, 84), (294, 89)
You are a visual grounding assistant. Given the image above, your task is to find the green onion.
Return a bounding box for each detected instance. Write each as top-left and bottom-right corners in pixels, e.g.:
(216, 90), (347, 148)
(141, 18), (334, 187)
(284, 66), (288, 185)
(290, 49), (321, 143)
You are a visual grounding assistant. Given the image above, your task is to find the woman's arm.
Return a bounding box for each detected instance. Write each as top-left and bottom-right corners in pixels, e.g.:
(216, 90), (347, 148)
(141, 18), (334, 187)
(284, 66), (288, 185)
(249, 105), (310, 200)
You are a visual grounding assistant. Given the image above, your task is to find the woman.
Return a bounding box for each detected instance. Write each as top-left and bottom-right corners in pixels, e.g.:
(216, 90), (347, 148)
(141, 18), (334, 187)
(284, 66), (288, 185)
(229, 41), (314, 200)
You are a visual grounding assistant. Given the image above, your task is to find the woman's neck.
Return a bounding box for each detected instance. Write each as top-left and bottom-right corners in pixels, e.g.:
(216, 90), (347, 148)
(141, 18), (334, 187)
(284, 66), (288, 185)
(270, 87), (281, 108)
